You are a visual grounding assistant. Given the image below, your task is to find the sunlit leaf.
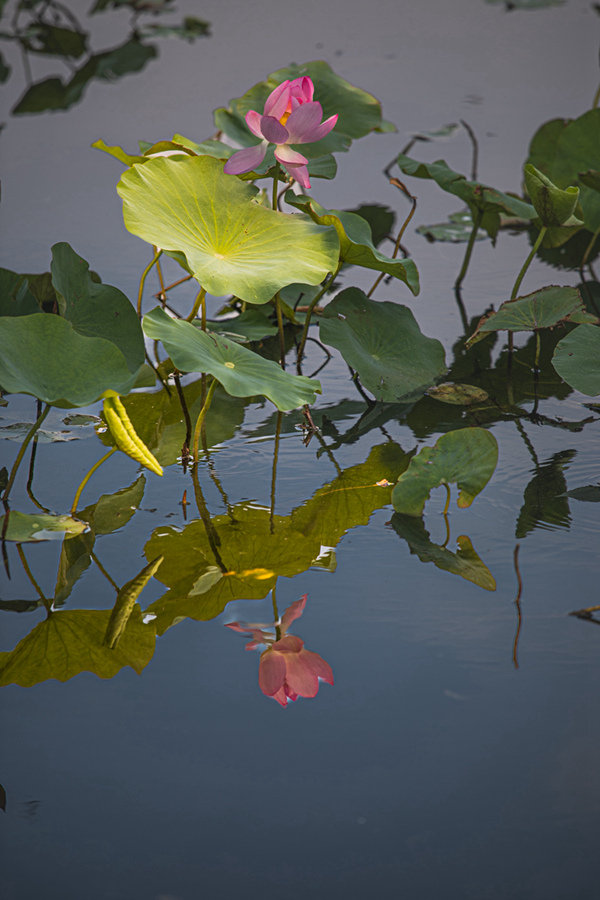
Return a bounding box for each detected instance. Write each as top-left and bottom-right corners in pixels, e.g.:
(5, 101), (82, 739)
(0, 606), (155, 686)
(319, 288), (446, 402)
(143, 307), (321, 410)
(552, 324), (600, 395)
(0, 512), (87, 542)
(391, 514), (496, 590)
(524, 164), (581, 227)
(118, 156), (339, 304)
(392, 428), (498, 516)
(285, 194), (419, 294)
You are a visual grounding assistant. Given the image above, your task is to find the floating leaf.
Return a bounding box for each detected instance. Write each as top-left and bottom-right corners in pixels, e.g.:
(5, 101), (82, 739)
(0, 606), (155, 686)
(564, 485), (600, 502)
(319, 288), (446, 402)
(392, 428), (498, 516)
(143, 307), (321, 410)
(79, 475), (146, 535)
(416, 210), (488, 243)
(466, 286), (597, 347)
(552, 324), (600, 395)
(391, 514), (496, 590)
(397, 155), (535, 241)
(118, 156), (339, 304)
(0, 424), (79, 442)
(0, 512), (87, 542)
(426, 383), (489, 405)
(0, 599), (41, 614)
(285, 194), (419, 294)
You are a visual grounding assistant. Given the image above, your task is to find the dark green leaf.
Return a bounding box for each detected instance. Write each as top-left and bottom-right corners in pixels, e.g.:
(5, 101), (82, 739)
(416, 210), (488, 243)
(552, 323), (600, 395)
(22, 24), (87, 59)
(564, 485), (600, 502)
(140, 17), (211, 40)
(516, 450), (575, 538)
(346, 204), (395, 248)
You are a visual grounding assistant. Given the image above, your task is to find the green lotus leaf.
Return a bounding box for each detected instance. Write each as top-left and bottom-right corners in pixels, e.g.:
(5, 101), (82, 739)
(319, 288), (446, 402)
(416, 210), (489, 243)
(391, 428), (499, 517)
(204, 309), (278, 343)
(285, 193), (419, 295)
(117, 156), (340, 304)
(0, 511), (87, 542)
(426, 383), (489, 406)
(552, 324), (600, 395)
(397, 155), (535, 241)
(92, 139), (147, 166)
(0, 605), (155, 687)
(143, 307), (321, 410)
(0, 268), (40, 316)
(527, 110), (600, 232)
(524, 164), (581, 227)
(391, 514), (496, 591)
(466, 286), (598, 346)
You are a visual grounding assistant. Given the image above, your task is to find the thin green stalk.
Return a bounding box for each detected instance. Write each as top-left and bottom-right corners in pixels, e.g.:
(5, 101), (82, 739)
(190, 465), (227, 572)
(71, 448), (116, 516)
(272, 161), (281, 211)
(192, 378), (217, 462)
(296, 263), (342, 373)
(580, 225), (600, 275)
(272, 581), (281, 640)
(270, 412), (283, 534)
(455, 208), (483, 290)
(137, 249), (162, 317)
(275, 293), (286, 369)
(3, 404), (50, 503)
(17, 544), (51, 613)
(367, 177), (417, 298)
(511, 226), (547, 300)
(186, 286), (207, 325)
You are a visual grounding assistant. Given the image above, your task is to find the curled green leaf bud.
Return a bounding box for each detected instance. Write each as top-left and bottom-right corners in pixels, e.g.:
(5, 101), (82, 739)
(524, 164), (581, 227)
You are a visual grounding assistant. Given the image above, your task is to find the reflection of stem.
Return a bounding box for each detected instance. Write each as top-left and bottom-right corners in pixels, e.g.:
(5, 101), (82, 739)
(507, 332), (515, 407)
(511, 227), (547, 300)
(71, 448), (116, 517)
(206, 456), (233, 514)
(455, 208), (483, 290)
(580, 226), (600, 277)
(137, 250), (162, 317)
(186, 286), (206, 325)
(296, 263), (342, 373)
(275, 293), (286, 370)
(531, 331), (541, 417)
(3, 404), (50, 504)
(442, 483), (451, 517)
(454, 286), (469, 334)
(16, 544), (51, 614)
(314, 432), (343, 476)
(190, 466), (227, 572)
(512, 543), (523, 670)
(272, 581), (281, 640)
(514, 418), (539, 468)
(192, 378), (217, 462)
(460, 119), (479, 181)
(91, 550), (120, 594)
(174, 374), (192, 452)
(367, 178), (417, 298)
(441, 511), (451, 549)
(270, 412), (283, 534)
(26, 400), (49, 512)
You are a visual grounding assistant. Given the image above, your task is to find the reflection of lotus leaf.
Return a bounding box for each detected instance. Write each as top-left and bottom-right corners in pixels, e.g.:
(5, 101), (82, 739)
(0, 512), (87, 543)
(0, 606), (155, 687)
(391, 514), (496, 591)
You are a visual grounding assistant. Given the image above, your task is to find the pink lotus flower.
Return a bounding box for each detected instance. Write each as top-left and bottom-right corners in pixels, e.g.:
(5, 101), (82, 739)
(226, 594), (334, 707)
(223, 77), (338, 190)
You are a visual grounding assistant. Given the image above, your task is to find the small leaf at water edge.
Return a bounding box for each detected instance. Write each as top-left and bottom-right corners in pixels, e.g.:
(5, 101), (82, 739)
(416, 210), (489, 243)
(552, 324), (600, 395)
(391, 514), (496, 591)
(143, 307), (321, 410)
(285, 193), (419, 295)
(426, 383), (489, 406)
(319, 288), (446, 402)
(391, 428), (499, 517)
(0, 424), (79, 442)
(524, 164), (581, 227)
(118, 156), (340, 304)
(0, 606), (156, 686)
(0, 512), (87, 542)
(466, 286), (597, 347)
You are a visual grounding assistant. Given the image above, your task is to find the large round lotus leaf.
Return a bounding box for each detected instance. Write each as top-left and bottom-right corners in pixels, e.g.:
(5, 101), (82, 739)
(466, 286), (597, 346)
(0, 605), (155, 687)
(319, 288), (446, 402)
(552, 324), (600, 395)
(392, 428), (498, 517)
(0, 314), (141, 407)
(285, 193), (419, 295)
(527, 111), (600, 232)
(143, 306), (320, 410)
(117, 156), (340, 304)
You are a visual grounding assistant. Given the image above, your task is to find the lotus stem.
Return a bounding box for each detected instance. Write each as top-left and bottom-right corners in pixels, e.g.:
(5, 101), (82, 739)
(192, 377), (217, 462)
(455, 207), (483, 290)
(272, 161), (281, 211)
(367, 178), (416, 298)
(137, 249), (162, 317)
(511, 226), (547, 300)
(442, 482), (451, 517)
(16, 544), (51, 613)
(270, 412), (283, 534)
(512, 543), (523, 670)
(296, 263), (342, 373)
(187, 286), (207, 325)
(2, 403), (50, 504)
(580, 225), (600, 276)
(275, 293), (286, 369)
(70, 448), (116, 516)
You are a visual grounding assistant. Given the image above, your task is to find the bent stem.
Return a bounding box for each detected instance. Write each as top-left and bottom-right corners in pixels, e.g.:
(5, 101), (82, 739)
(368, 178), (417, 298)
(2, 403), (50, 504)
(186, 286), (207, 325)
(137, 249), (162, 317)
(296, 262), (342, 373)
(455, 208), (483, 290)
(71, 448), (116, 516)
(192, 377), (217, 462)
(511, 226), (547, 300)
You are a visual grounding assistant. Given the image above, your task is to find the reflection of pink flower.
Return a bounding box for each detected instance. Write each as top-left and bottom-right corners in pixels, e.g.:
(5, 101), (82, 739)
(223, 77), (338, 190)
(226, 594), (334, 707)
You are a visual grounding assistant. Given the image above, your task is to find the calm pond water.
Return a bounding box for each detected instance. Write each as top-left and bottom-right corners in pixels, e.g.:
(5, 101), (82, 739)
(2, 1), (600, 898)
